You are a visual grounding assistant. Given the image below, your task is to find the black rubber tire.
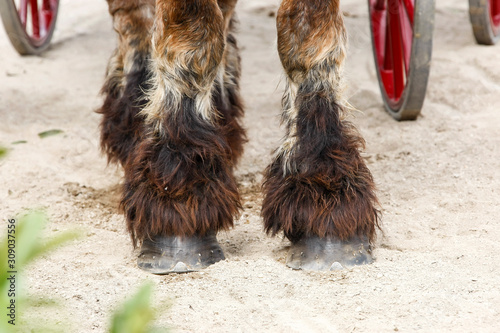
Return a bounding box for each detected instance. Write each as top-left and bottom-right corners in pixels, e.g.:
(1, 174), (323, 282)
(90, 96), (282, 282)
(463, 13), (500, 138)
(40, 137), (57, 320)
(368, 0), (435, 121)
(0, 0), (59, 55)
(469, 0), (500, 45)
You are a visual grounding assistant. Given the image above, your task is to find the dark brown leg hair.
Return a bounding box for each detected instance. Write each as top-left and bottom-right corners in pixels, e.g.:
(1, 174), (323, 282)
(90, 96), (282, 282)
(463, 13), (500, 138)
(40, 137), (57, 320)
(121, 0), (242, 246)
(98, 0), (155, 166)
(262, 0), (380, 244)
(212, 13), (247, 166)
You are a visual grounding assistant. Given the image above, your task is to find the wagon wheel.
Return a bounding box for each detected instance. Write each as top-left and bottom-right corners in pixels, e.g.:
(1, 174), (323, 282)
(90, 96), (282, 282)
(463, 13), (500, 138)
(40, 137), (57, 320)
(0, 0), (59, 55)
(469, 0), (500, 45)
(368, 0), (435, 121)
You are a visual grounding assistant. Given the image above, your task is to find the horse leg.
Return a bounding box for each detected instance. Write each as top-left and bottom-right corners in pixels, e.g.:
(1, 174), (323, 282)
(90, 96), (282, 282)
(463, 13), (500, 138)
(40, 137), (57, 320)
(98, 0), (155, 166)
(262, 0), (380, 270)
(213, 1), (246, 166)
(121, 0), (242, 274)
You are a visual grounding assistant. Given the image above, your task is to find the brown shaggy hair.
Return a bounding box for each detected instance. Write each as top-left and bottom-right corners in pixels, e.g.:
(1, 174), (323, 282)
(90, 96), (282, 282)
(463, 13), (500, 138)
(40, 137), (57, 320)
(212, 19), (247, 166)
(117, 0), (243, 245)
(262, 0), (380, 244)
(262, 90), (380, 244)
(97, 51), (150, 166)
(97, 0), (154, 166)
(122, 97), (241, 245)
(99, 0), (245, 245)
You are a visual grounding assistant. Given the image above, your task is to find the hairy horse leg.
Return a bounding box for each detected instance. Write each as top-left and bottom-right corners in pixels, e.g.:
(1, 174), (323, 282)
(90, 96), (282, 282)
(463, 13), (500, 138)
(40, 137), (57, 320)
(98, 0), (155, 166)
(262, 0), (380, 270)
(213, 1), (246, 166)
(122, 0), (242, 274)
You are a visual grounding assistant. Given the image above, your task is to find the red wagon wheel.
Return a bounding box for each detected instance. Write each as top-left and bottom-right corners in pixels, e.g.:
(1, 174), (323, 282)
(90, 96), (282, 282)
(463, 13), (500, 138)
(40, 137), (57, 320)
(0, 0), (59, 55)
(368, 0), (435, 120)
(469, 0), (500, 45)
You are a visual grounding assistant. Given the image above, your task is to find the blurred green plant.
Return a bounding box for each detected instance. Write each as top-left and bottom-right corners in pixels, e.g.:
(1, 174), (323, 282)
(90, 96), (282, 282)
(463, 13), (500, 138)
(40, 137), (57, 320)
(110, 283), (169, 333)
(1, 150), (168, 332)
(1, 211), (168, 332)
(0, 145), (8, 159)
(0, 212), (79, 331)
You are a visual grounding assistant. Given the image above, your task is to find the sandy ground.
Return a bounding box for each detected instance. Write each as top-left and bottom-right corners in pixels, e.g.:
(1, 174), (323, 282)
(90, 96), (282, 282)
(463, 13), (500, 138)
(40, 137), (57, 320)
(1, 0), (500, 332)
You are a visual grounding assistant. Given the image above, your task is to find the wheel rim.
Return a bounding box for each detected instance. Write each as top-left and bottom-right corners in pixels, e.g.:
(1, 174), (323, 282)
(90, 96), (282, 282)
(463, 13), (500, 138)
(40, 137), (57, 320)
(490, 0), (500, 35)
(15, 0), (57, 48)
(369, 0), (414, 109)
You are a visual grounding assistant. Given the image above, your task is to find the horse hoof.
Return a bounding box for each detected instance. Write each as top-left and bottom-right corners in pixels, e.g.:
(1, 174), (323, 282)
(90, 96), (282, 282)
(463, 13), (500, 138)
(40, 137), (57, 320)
(137, 232), (225, 274)
(286, 235), (373, 271)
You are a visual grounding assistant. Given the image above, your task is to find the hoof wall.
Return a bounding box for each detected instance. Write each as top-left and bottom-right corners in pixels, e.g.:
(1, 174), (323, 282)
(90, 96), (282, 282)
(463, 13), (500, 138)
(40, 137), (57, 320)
(137, 233), (225, 274)
(286, 235), (373, 271)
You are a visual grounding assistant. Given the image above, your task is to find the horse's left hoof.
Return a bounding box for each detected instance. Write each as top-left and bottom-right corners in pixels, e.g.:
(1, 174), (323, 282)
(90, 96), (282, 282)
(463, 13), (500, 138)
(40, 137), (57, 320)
(137, 232), (225, 274)
(286, 235), (373, 271)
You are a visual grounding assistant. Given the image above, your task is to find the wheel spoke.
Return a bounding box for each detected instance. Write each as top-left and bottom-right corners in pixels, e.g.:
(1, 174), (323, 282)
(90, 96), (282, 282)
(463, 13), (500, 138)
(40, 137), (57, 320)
(399, 0), (413, 74)
(382, 1), (395, 99)
(490, 0), (500, 29)
(29, 0), (40, 39)
(19, 0), (29, 28)
(370, 0), (395, 99)
(401, 0), (414, 26)
(371, 1), (387, 68)
(375, 0), (386, 10)
(491, 0), (500, 17)
(388, 0), (405, 100)
(383, 7), (392, 72)
(40, 0), (53, 34)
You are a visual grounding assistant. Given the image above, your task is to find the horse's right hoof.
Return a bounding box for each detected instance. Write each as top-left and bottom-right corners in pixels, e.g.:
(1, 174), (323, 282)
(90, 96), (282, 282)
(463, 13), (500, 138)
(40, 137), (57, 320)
(286, 235), (373, 271)
(137, 232), (225, 274)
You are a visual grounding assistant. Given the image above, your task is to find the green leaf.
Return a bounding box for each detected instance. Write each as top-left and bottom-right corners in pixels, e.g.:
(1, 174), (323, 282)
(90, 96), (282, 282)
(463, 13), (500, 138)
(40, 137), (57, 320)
(110, 283), (159, 333)
(0, 146), (8, 159)
(1, 212), (79, 275)
(38, 129), (64, 138)
(0, 212), (80, 332)
(1, 211), (169, 333)
(12, 140), (28, 145)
